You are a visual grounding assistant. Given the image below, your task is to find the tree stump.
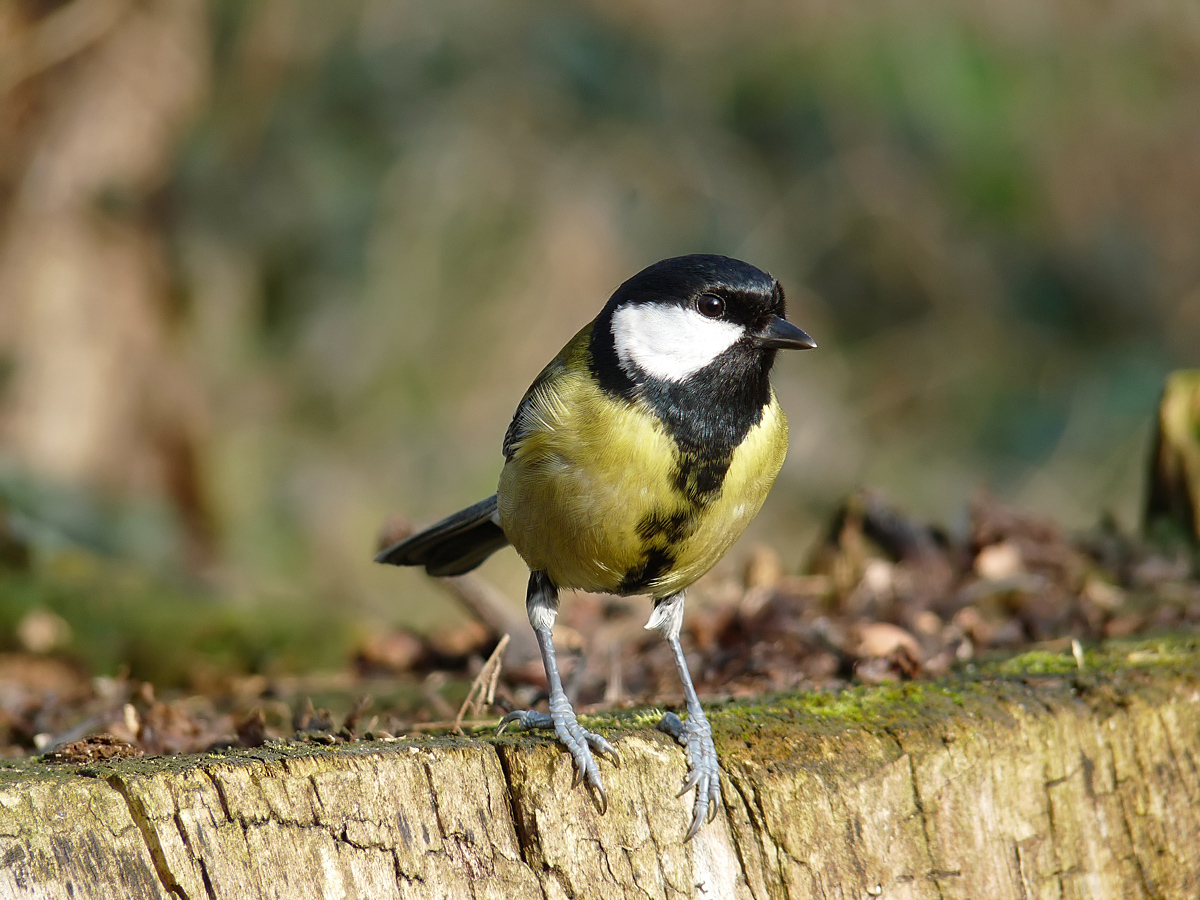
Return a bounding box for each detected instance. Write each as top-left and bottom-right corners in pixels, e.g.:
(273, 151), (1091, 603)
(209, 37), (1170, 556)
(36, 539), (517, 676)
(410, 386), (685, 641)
(1146, 369), (1200, 544)
(3, 641), (1199, 899)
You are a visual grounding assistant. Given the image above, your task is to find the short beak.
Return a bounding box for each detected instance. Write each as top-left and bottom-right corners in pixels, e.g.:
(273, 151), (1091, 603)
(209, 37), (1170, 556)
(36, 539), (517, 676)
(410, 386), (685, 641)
(757, 316), (817, 350)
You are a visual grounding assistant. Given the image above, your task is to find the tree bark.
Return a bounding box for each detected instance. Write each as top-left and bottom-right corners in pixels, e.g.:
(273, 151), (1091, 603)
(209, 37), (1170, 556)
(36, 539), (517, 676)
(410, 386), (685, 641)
(2, 646), (1199, 899)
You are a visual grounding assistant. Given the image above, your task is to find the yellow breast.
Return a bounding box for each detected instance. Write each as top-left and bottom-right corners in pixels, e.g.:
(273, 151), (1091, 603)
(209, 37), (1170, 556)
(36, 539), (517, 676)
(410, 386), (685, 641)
(496, 332), (788, 598)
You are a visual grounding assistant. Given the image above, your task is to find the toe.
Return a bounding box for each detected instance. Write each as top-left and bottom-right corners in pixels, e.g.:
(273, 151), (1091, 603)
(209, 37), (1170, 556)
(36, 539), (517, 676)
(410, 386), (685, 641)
(585, 731), (620, 767)
(560, 720), (614, 815)
(670, 715), (722, 840)
(508, 705), (617, 815)
(655, 712), (685, 742)
(588, 780), (608, 815)
(684, 794), (707, 842)
(700, 777), (720, 830)
(677, 767), (703, 797)
(496, 709), (553, 735)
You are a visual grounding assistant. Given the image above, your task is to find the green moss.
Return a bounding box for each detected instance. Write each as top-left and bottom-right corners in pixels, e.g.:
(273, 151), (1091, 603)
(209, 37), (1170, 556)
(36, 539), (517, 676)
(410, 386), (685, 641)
(985, 635), (1200, 677)
(462, 637), (1200, 770)
(998, 649), (1080, 675)
(1115, 640), (1199, 667)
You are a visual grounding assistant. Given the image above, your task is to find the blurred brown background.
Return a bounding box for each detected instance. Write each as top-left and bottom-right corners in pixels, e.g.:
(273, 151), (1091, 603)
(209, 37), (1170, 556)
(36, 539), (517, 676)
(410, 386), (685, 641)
(1, 0), (1198, 679)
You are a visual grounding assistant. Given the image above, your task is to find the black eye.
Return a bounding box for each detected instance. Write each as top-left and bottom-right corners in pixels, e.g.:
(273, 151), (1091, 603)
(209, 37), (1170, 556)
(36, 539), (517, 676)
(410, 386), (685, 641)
(697, 294), (724, 318)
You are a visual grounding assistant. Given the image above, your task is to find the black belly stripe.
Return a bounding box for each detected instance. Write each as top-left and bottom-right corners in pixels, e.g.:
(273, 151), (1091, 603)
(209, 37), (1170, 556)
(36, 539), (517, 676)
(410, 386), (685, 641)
(673, 452), (729, 505)
(617, 545), (677, 594)
(617, 452), (733, 595)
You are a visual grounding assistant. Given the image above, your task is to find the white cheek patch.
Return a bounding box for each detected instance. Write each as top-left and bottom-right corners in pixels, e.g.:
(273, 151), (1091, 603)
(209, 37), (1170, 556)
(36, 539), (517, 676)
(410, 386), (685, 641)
(611, 303), (745, 382)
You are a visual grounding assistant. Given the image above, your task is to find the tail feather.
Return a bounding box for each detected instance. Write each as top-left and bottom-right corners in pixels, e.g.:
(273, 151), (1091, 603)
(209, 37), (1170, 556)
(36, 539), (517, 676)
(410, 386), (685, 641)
(375, 495), (510, 577)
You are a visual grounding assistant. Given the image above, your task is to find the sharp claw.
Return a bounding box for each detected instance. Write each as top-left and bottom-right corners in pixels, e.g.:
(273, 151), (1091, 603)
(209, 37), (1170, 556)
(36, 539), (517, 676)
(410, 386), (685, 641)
(501, 702), (617, 817)
(677, 769), (702, 798)
(590, 783), (608, 815)
(659, 708), (721, 839)
(502, 706), (615, 814)
(587, 735), (621, 768)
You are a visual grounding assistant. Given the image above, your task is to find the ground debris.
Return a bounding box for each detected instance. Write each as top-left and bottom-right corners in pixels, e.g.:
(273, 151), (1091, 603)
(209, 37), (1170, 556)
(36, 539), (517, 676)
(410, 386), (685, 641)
(42, 733), (143, 763)
(3, 491), (1198, 758)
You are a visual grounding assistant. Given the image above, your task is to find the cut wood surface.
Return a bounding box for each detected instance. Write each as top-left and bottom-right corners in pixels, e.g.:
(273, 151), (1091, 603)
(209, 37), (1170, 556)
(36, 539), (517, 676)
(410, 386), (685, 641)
(3, 640), (1200, 899)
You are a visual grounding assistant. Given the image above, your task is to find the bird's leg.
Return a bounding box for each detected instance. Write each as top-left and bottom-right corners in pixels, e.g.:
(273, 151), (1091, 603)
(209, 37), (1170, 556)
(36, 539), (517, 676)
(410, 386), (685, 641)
(648, 591), (721, 841)
(497, 571), (619, 813)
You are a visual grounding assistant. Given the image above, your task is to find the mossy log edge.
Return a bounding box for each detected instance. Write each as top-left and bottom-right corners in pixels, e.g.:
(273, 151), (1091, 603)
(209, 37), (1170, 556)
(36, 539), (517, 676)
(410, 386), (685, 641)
(3, 643), (1200, 900)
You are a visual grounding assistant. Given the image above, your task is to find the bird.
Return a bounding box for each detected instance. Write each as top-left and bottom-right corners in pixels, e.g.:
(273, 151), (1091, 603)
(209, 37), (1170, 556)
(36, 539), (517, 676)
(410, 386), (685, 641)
(375, 254), (815, 840)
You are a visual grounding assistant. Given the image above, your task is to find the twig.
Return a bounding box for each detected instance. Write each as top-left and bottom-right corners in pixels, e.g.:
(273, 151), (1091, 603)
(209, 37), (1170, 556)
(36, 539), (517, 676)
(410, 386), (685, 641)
(454, 634), (509, 734)
(399, 718), (501, 733)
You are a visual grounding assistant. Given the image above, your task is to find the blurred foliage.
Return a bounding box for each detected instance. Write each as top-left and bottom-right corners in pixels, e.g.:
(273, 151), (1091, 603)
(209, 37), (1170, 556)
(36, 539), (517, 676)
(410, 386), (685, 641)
(5, 0), (1200, 672)
(0, 544), (351, 686)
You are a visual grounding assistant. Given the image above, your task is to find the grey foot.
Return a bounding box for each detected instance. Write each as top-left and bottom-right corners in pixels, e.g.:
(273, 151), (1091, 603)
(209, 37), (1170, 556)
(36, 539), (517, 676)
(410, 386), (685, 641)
(497, 708), (620, 813)
(657, 710), (721, 840)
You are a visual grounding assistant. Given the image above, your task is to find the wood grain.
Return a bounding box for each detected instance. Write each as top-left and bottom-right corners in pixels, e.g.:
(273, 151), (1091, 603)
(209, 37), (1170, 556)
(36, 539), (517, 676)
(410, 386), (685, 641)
(3, 649), (1199, 899)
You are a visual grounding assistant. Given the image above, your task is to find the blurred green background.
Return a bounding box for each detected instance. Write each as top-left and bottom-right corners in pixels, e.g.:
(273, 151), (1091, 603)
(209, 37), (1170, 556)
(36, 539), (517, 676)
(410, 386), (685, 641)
(1, 0), (1197, 681)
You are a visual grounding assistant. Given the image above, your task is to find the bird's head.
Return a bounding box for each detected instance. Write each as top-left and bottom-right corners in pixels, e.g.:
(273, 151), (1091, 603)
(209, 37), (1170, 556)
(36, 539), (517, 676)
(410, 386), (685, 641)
(593, 254), (816, 390)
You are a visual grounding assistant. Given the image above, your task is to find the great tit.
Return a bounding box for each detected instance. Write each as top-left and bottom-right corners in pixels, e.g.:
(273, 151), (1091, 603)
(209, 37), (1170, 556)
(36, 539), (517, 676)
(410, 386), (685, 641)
(376, 254), (815, 839)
